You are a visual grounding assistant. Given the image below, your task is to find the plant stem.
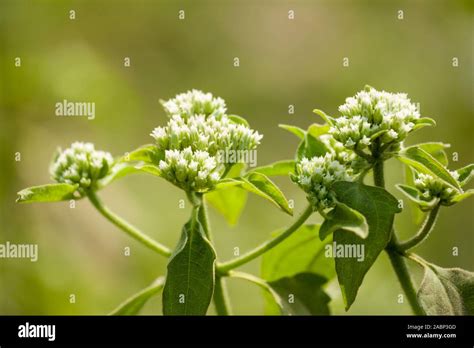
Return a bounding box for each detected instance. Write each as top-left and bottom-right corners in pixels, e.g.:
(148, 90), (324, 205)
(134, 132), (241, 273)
(213, 275), (232, 315)
(217, 204), (313, 273)
(372, 160), (425, 315)
(86, 191), (172, 257)
(397, 204), (441, 252)
(198, 197), (233, 315)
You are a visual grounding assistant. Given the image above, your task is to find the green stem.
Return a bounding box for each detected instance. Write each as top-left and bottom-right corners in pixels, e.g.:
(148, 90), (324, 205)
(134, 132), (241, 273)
(199, 197), (233, 315)
(217, 204), (313, 273)
(397, 204), (441, 252)
(86, 191), (172, 257)
(372, 160), (425, 315)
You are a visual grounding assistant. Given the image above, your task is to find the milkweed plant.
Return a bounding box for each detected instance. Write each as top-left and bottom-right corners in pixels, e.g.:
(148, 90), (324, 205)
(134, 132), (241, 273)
(17, 87), (474, 315)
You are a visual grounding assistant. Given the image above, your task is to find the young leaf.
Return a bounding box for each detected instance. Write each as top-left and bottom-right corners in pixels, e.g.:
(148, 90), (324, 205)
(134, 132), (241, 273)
(121, 144), (164, 164)
(228, 114), (250, 127)
(416, 142), (450, 166)
(17, 183), (78, 203)
(162, 215), (216, 315)
(449, 189), (474, 204)
(279, 124), (306, 140)
(268, 273), (331, 315)
(398, 146), (460, 190)
(412, 117), (436, 132)
(319, 202), (369, 241)
(207, 163), (248, 226)
(396, 184), (439, 210)
(418, 264), (474, 315)
(110, 276), (165, 315)
(243, 172), (293, 215)
(296, 133), (329, 161)
(248, 160), (295, 177)
(99, 162), (143, 187)
(312, 109), (333, 126)
(261, 224), (335, 282)
(404, 165), (425, 225)
(135, 164), (161, 177)
(456, 164), (474, 186)
(330, 182), (401, 310)
(308, 123), (330, 138)
(206, 187), (247, 226)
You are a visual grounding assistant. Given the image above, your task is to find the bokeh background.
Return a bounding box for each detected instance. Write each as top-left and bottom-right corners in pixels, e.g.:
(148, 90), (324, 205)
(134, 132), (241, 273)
(0, 0), (472, 315)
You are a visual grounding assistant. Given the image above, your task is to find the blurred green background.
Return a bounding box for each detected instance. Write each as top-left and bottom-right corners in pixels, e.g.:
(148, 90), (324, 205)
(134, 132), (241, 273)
(0, 0), (472, 315)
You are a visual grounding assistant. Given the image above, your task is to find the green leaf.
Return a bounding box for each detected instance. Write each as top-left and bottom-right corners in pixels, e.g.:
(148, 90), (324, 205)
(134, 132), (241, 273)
(268, 273), (331, 315)
(398, 146), (460, 190)
(417, 142), (450, 166)
(248, 160), (295, 177)
(418, 264), (474, 315)
(404, 165), (425, 225)
(413, 117), (436, 131)
(217, 173), (293, 215)
(17, 183), (78, 203)
(135, 164), (161, 177)
(162, 214), (216, 315)
(207, 163), (248, 225)
(308, 123), (330, 138)
(396, 184), (439, 210)
(456, 164), (474, 186)
(279, 124), (306, 139)
(330, 182), (401, 310)
(320, 202), (369, 241)
(450, 189), (474, 204)
(228, 114), (250, 127)
(110, 276), (165, 315)
(206, 186), (247, 226)
(261, 224), (335, 282)
(296, 133), (329, 161)
(121, 144), (164, 164)
(312, 109), (333, 126)
(99, 162), (143, 187)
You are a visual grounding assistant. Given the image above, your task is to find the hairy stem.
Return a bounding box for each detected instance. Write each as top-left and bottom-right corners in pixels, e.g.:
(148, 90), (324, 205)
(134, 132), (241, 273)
(398, 204), (441, 252)
(217, 204), (313, 273)
(198, 197), (233, 315)
(372, 161), (425, 315)
(87, 191), (172, 257)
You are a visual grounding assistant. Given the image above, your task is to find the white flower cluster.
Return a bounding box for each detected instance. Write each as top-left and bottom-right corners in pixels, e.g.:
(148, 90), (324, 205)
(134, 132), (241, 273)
(159, 147), (221, 191)
(161, 89), (227, 119)
(414, 171), (460, 205)
(151, 90), (262, 192)
(292, 153), (354, 211)
(330, 87), (421, 152)
(50, 142), (114, 192)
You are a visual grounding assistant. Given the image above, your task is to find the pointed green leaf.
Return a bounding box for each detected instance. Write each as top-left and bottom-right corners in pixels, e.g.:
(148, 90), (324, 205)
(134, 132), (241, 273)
(279, 124), (306, 139)
(398, 146), (460, 190)
(396, 184), (440, 210)
(417, 142), (450, 166)
(162, 215), (216, 315)
(331, 182), (401, 310)
(135, 164), (161, 177)
(228, 114), (250, 127)
(312, 109), (333, 126)
(320, 202), (369, 241)
(456, 164), (474, 186)
(248, 160), (295, 177)
(296, 133), (329, 161)
(308, 123), (330, 138)
(98, 163), (143, 187)
(262, 224), (335, 282)
(450, 189), (474, 204)
(207, 164), (248, 225)
(110, 277), (165, 315)
(17, 183), (79, 203)
(268, 273), (331, 315)
(404, 165), (425, 225)
(418, 264), (474, 315)
(121, 144), (164, 164)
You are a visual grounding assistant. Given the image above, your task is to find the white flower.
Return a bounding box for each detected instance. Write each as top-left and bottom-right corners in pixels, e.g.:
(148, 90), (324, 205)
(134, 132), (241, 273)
(332, 86), (422, 153)
(413, 172), (460, 204)
(51, 142), (114, 193)
(292, 153), (354, 210)
(161, 89), (227, 119)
